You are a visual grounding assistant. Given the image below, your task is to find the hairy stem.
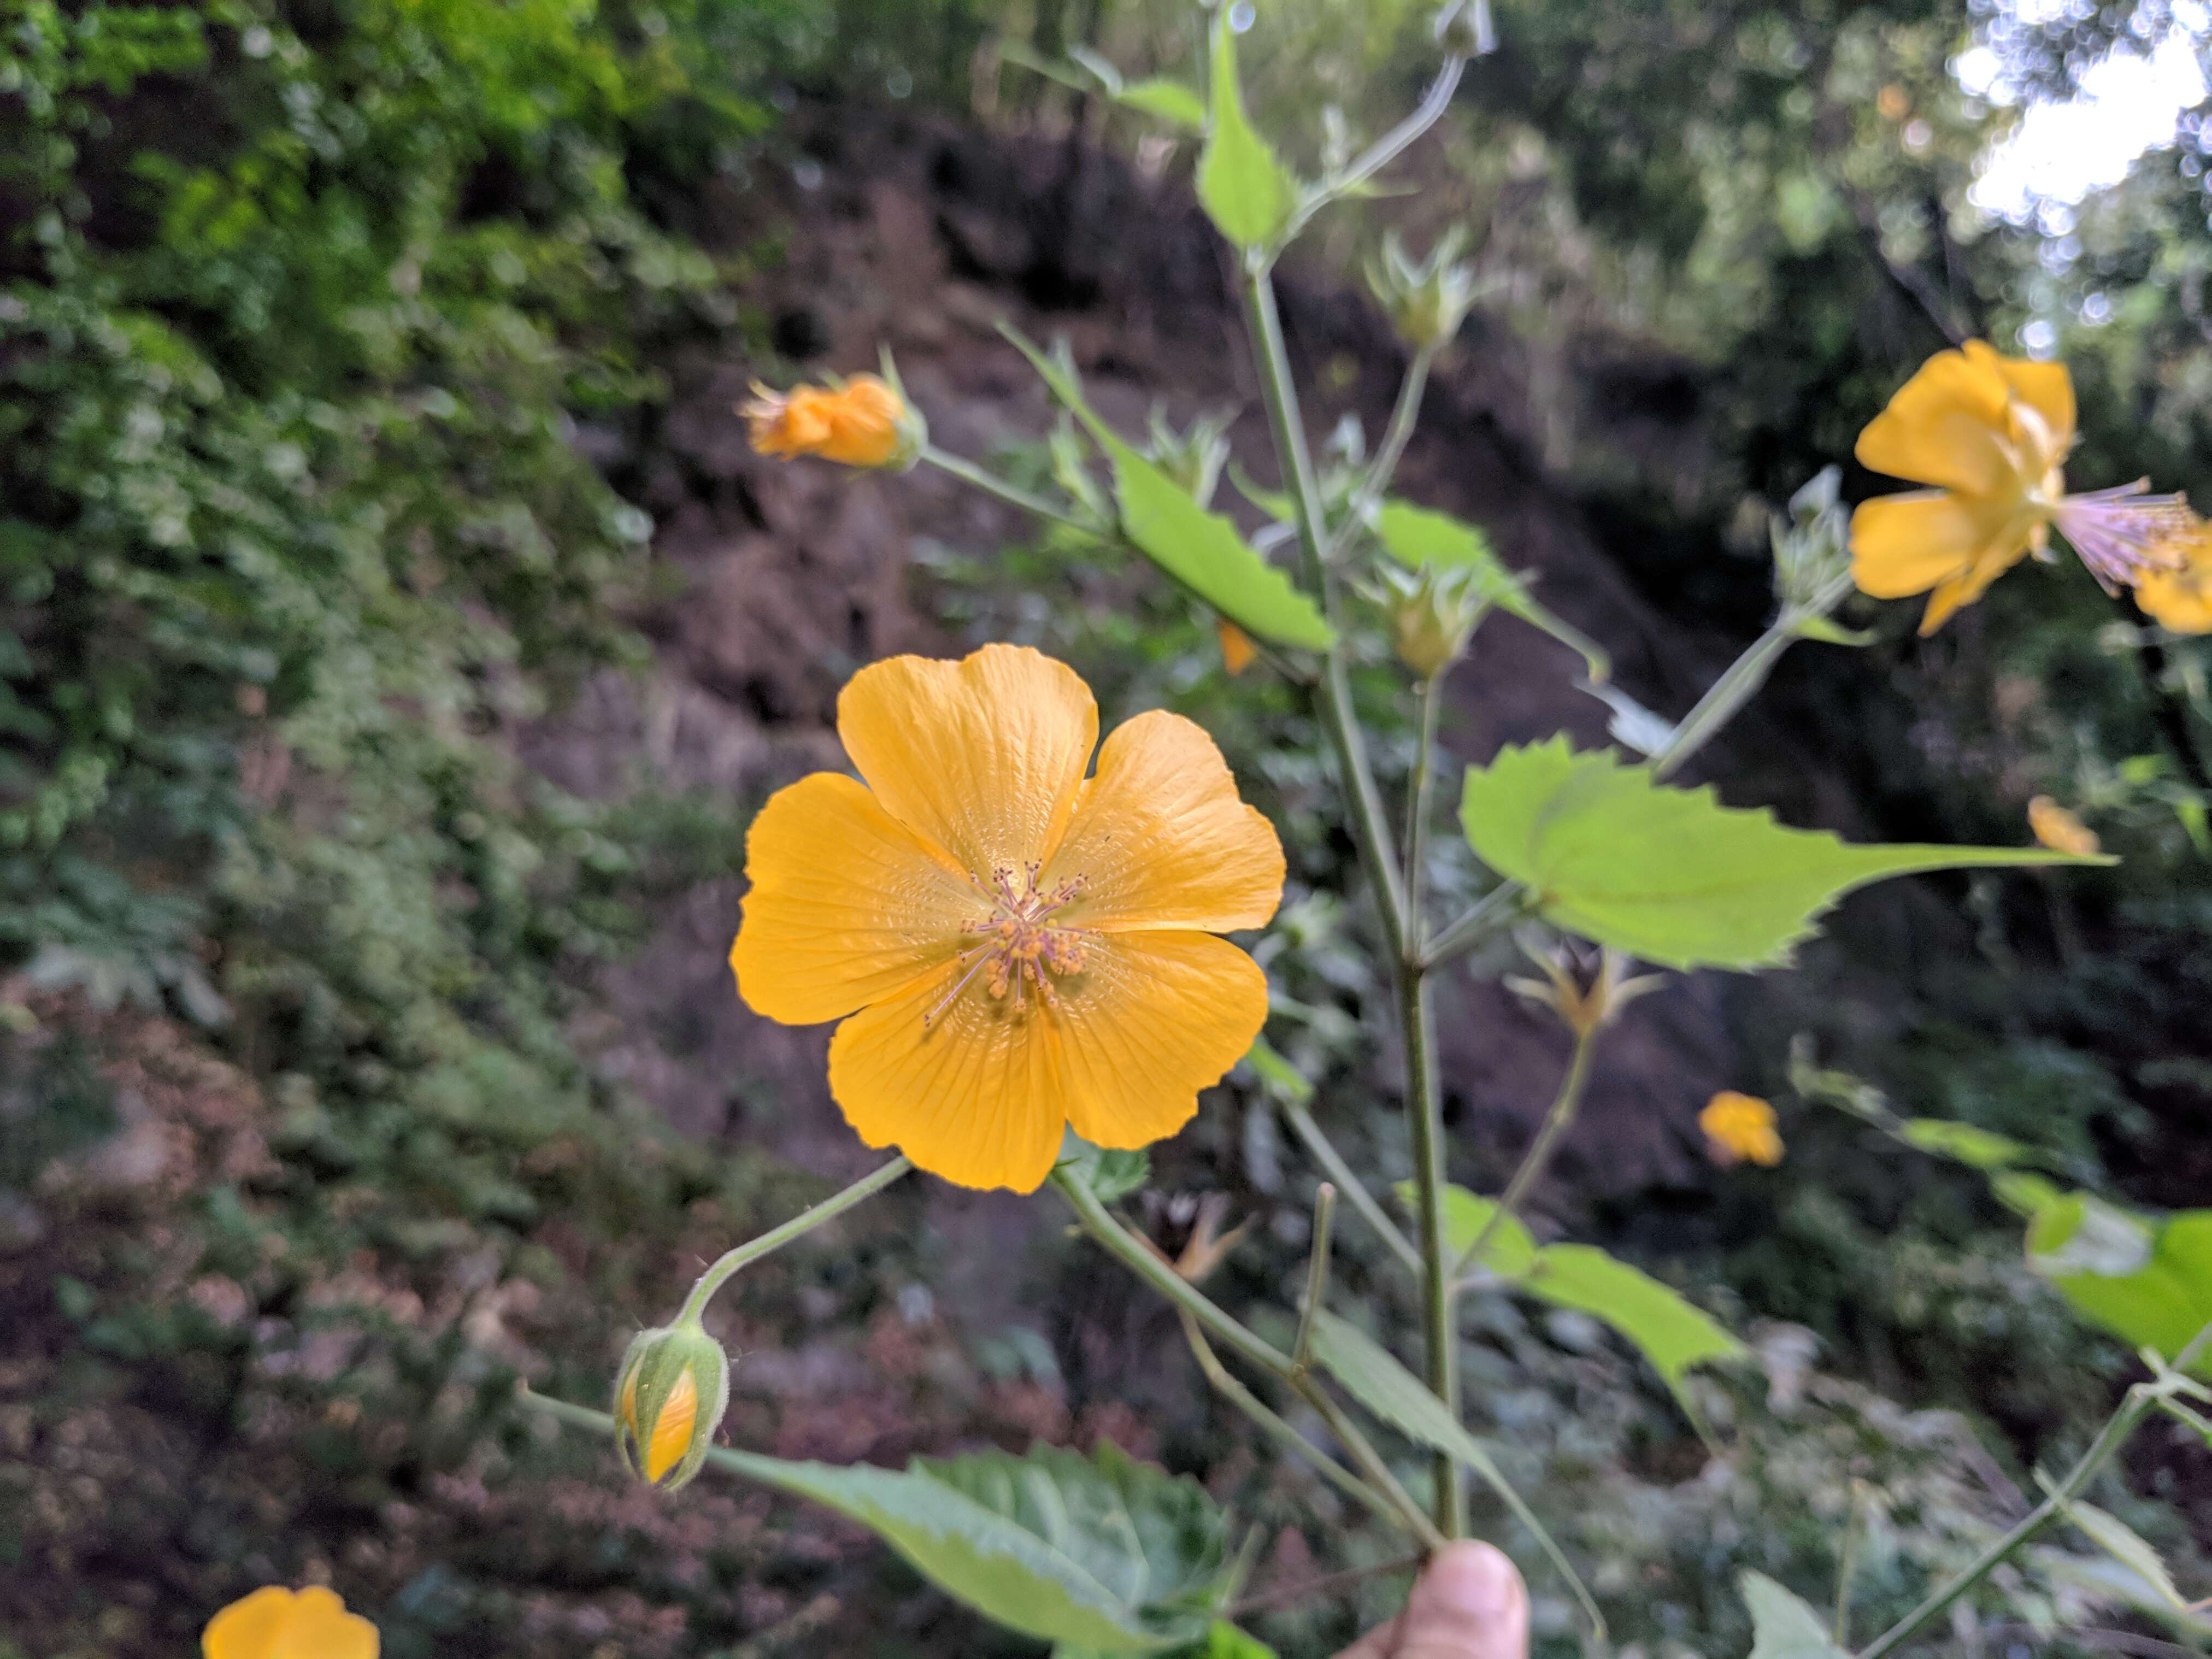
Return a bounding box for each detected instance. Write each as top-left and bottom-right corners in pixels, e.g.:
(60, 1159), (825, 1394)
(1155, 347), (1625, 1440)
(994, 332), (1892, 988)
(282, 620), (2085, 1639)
(1398, 956), (1466, 1537)
(1281, 54), (1468, 245)
(1421, 881), (1533, 972)
(1281, 1097), (1422, 1274)
(1455, 1031), (1595, 1281)
(1404, 674), (1444, 948)
(678, 1156), (913, 1325)
(1344, 343), (1439, 552)
(1292, 1183), (1339, 1373)
(1649, 620), (1799, 781)
(919, 444), (1092, 533)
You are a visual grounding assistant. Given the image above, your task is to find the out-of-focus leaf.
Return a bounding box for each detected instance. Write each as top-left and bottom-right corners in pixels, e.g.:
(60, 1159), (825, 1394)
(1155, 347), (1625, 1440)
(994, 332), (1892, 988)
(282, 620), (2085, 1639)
(1516, 1245), (1745, 1411)
(1005, 328), (1333, 650)
(1242, 1034), (1315, 1106)
(1059, 1134), (1152, 1204)
(1398, 1180), (1538, 1278)
(2027, 1198), (2212, 1374)
(1197, 19), (1299, 250)
(1375, 501), (1610, 681)
(1740, 1571), (1848, 1659)
(1459, 738), (2108, 970)
(2047, 1487), (2205, 1616)
(1308, 1311), (1603, 1639)
(710, 1440), (1227, 1653)
(1056, 1623), (1279, 1659)
(1898, 1119), (2028, 1170)
(1119, 78), (1207, 129)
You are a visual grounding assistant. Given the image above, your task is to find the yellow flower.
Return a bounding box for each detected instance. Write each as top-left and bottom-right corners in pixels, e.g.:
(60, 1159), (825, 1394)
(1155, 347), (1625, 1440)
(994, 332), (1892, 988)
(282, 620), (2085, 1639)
(1700, 1091), (1783, 1168)
(2136, 530), (2212, 633)
(1216, 619), (1258, 676)
(2027, 795), (2101, 857)
(203, 1587), (377, 1659)
(743, 373), (921, 468)
(730, 644), (1285, 1192)
(1850, 340), (2192, 634)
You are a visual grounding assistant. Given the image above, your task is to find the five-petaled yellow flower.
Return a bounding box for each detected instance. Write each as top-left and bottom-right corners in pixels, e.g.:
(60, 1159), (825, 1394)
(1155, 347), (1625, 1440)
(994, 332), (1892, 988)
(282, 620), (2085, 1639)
(730, 644), (1285, 1192)
(1851, 341), (2192, 634)
(2028, 795), (2101, 857)
(203, 1586), (377, 1659)
(2136, 531), (2212, 634)
(1700, 1091), (1783, 1168)
(744, 373), (920, 469)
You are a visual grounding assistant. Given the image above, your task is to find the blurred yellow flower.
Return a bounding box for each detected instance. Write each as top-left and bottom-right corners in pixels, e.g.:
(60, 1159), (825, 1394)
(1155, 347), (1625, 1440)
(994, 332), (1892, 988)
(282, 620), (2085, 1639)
(2136, 531), (2212, 633)
(743, 373), (919, 468)
(1216, 619), (1258, 675)
(2027, 795), (2100, 857)
(1850, 341), (2192, 634)
(1700, 1091), (1783, 1168)
(730, 644), (1285, 1192)
(203, 1587), (377, 1659)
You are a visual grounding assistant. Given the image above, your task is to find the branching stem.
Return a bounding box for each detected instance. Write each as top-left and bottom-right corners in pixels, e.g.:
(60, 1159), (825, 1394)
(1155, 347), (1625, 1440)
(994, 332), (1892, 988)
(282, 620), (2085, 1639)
(1455, 1031), (1595, 1281)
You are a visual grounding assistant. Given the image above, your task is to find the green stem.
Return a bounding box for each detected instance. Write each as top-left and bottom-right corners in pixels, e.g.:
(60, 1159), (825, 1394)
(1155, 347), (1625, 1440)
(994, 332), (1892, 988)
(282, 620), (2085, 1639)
(1292, 1182), (1338, 1374)
(1279, 54), (1468, 246)
(919, 444), (1093, 534)
(1421, 882), (1533, 972)
(1299, 1381), (1452, 1553)
(1177, 1310), (1414, 1538)
(677, 1156), (913, 1325)
(1280, 1097), (1422, 1274)
(1052, 1167), (1293, 1378)
(1404, 674), (1444, 950)
(1398, 955), (1465, 1537)
(1856, 1364), (2191, 1659)
(1650, 615), (1800, 781)
(1455, 1030), (1595, 1281)
(1338, 343), (1438, 557)
(1240, 267), (1409, 955)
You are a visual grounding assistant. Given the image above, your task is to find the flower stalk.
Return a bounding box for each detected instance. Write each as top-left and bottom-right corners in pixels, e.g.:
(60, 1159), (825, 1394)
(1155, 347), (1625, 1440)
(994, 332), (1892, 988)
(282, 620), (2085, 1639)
(677, 1155), (913, 1326)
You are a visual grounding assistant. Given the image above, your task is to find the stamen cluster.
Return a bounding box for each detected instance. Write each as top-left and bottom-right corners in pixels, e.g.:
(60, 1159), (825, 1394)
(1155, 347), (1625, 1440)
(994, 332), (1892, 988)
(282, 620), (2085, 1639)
(927, 863), (1093, 1024)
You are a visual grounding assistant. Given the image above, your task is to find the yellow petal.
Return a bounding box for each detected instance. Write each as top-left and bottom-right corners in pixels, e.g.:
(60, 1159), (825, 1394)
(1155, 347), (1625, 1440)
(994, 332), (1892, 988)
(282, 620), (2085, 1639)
(205, 1587), (296, 1659)
(1917, 534), (2034, 634)
(1967, 340), (2077, 457)
(827, 966), (1066, 1192)
(730, 772), (976, 1026)
(1855, 345), (2016, 495)
(1045, 710), (1285, 935)
(269, 1589), (377, 1659)
(2027, 795), (2101, 857)
(1055, 932), (1269, 1152)
(2137, 551), (2212, 634)
(1849, 490), (2007, 597)
(838, 645), (1098, 882)
(1216, 619), (1258, 675)
(646, 1368), (699, 1484)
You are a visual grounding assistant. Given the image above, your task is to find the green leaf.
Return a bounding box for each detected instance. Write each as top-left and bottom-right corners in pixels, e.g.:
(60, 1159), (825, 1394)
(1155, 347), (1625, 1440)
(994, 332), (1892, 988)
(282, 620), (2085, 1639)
(1791, 614), (1875, 648)
(1307, 1311), (1604, 1640)
(1397, 1180), (1538, 1278)
(1458, 738), (2109, 971)
(1197, 18), (1299, 251)
(709, 1440), (1226, 1652)
(1516, 1245), (1745, 1412)
(1057, 1623), (1279, 1659)
(1898, 1118), (2028, 1170)
(1740, 1571), (1848, 1659)
(2027, 1199), (2212, 1375)
(2048, 1489), (2205, 1616)
(1061, 1132), (1152, 1204)
(1118, 78), (1208, 130)
(1004, 327), (1333, 650)
(1374, 501), (1611, 682)
(1242, 1034), (1315, 1107)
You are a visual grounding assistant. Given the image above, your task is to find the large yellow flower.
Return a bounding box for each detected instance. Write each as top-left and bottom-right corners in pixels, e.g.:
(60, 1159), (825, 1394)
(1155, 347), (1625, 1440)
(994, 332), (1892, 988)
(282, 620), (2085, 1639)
(2137, 531), (2212, 633)
(203, 1587), (377, 1659)
(730, 644), (1285, 1192)
(1851, 341), (2191, 633)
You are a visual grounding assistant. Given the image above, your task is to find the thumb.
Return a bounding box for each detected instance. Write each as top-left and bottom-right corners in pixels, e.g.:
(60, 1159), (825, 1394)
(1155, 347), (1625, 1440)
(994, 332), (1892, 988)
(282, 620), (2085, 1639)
(1391, 1542), (1528, 1659)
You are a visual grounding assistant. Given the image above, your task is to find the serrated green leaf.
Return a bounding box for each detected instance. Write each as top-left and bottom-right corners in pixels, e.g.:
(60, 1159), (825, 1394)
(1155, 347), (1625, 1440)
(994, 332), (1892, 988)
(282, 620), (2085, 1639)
(708, 1439), (1226, 1652)
(1898, 1118), (2028, 1170)
(1396, 1180), (1538, 1278)
(1004, 327), (1332, 650)
(2027, 1199), (2212, 1375)
(1375, 501), (1610, 682)
(1198, 18), (1299, 250)
(1459, 738), (2109, 971)
(1517, 1245), (1744, 1412)
(1740, 1570), (1848, 1659)
(1307, 1311), (1604, 1639)
(1118, 77), (1207, 130)
(1242, 1034), (1315, 1106)
(1060, 1132), (1152, 1204)
(2048, 1489), (2205, 1616)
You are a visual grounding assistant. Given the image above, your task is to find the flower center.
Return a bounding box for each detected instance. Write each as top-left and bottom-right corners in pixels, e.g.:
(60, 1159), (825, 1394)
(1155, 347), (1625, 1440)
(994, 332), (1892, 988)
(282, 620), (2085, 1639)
(924, 863), (1093, 1026)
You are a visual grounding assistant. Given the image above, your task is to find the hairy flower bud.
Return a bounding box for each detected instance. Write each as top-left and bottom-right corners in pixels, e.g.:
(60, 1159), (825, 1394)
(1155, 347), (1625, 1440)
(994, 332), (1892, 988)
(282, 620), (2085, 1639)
(1771, 466), (1855, 618)
(1364, 228), (1481, 352)
(1370, 563), (1490, 680)
(1144, 407), (1234, 510)
(613, 1321), (731, 1491)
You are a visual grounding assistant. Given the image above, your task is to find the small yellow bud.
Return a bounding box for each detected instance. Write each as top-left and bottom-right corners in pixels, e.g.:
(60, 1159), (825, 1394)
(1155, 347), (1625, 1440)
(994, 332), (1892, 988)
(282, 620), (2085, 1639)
(743, 371), (925, 470)
(613, 1321), (731, 1491)
(2027, 796), (2100, 857)
(1701, 1091), (1784, 1168)
(1216, 619), (1258, 676)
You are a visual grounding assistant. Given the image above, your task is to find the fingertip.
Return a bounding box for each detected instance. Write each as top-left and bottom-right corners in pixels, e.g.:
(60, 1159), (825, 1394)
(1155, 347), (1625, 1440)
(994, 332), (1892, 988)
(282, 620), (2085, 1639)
(1414, 1542), (1525, 1625)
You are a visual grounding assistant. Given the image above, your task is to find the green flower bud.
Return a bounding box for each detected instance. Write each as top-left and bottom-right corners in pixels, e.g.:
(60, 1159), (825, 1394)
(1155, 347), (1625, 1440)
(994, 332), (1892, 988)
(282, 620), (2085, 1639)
(1144, 406), (1234, 510)
(613, 1321), (731, 1492)
(1433, 0), (1497, 58)
(1770, 465), (1856, 619)
(1364, 228), (1482, 352)
(1370, 563), (1491, 680)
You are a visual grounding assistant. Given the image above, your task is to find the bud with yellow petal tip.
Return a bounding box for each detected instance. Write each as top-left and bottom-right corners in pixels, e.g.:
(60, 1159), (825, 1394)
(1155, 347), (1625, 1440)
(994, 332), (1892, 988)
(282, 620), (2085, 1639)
(613, 1321), (730, 1491)
(2027, 795), (2101, 857)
